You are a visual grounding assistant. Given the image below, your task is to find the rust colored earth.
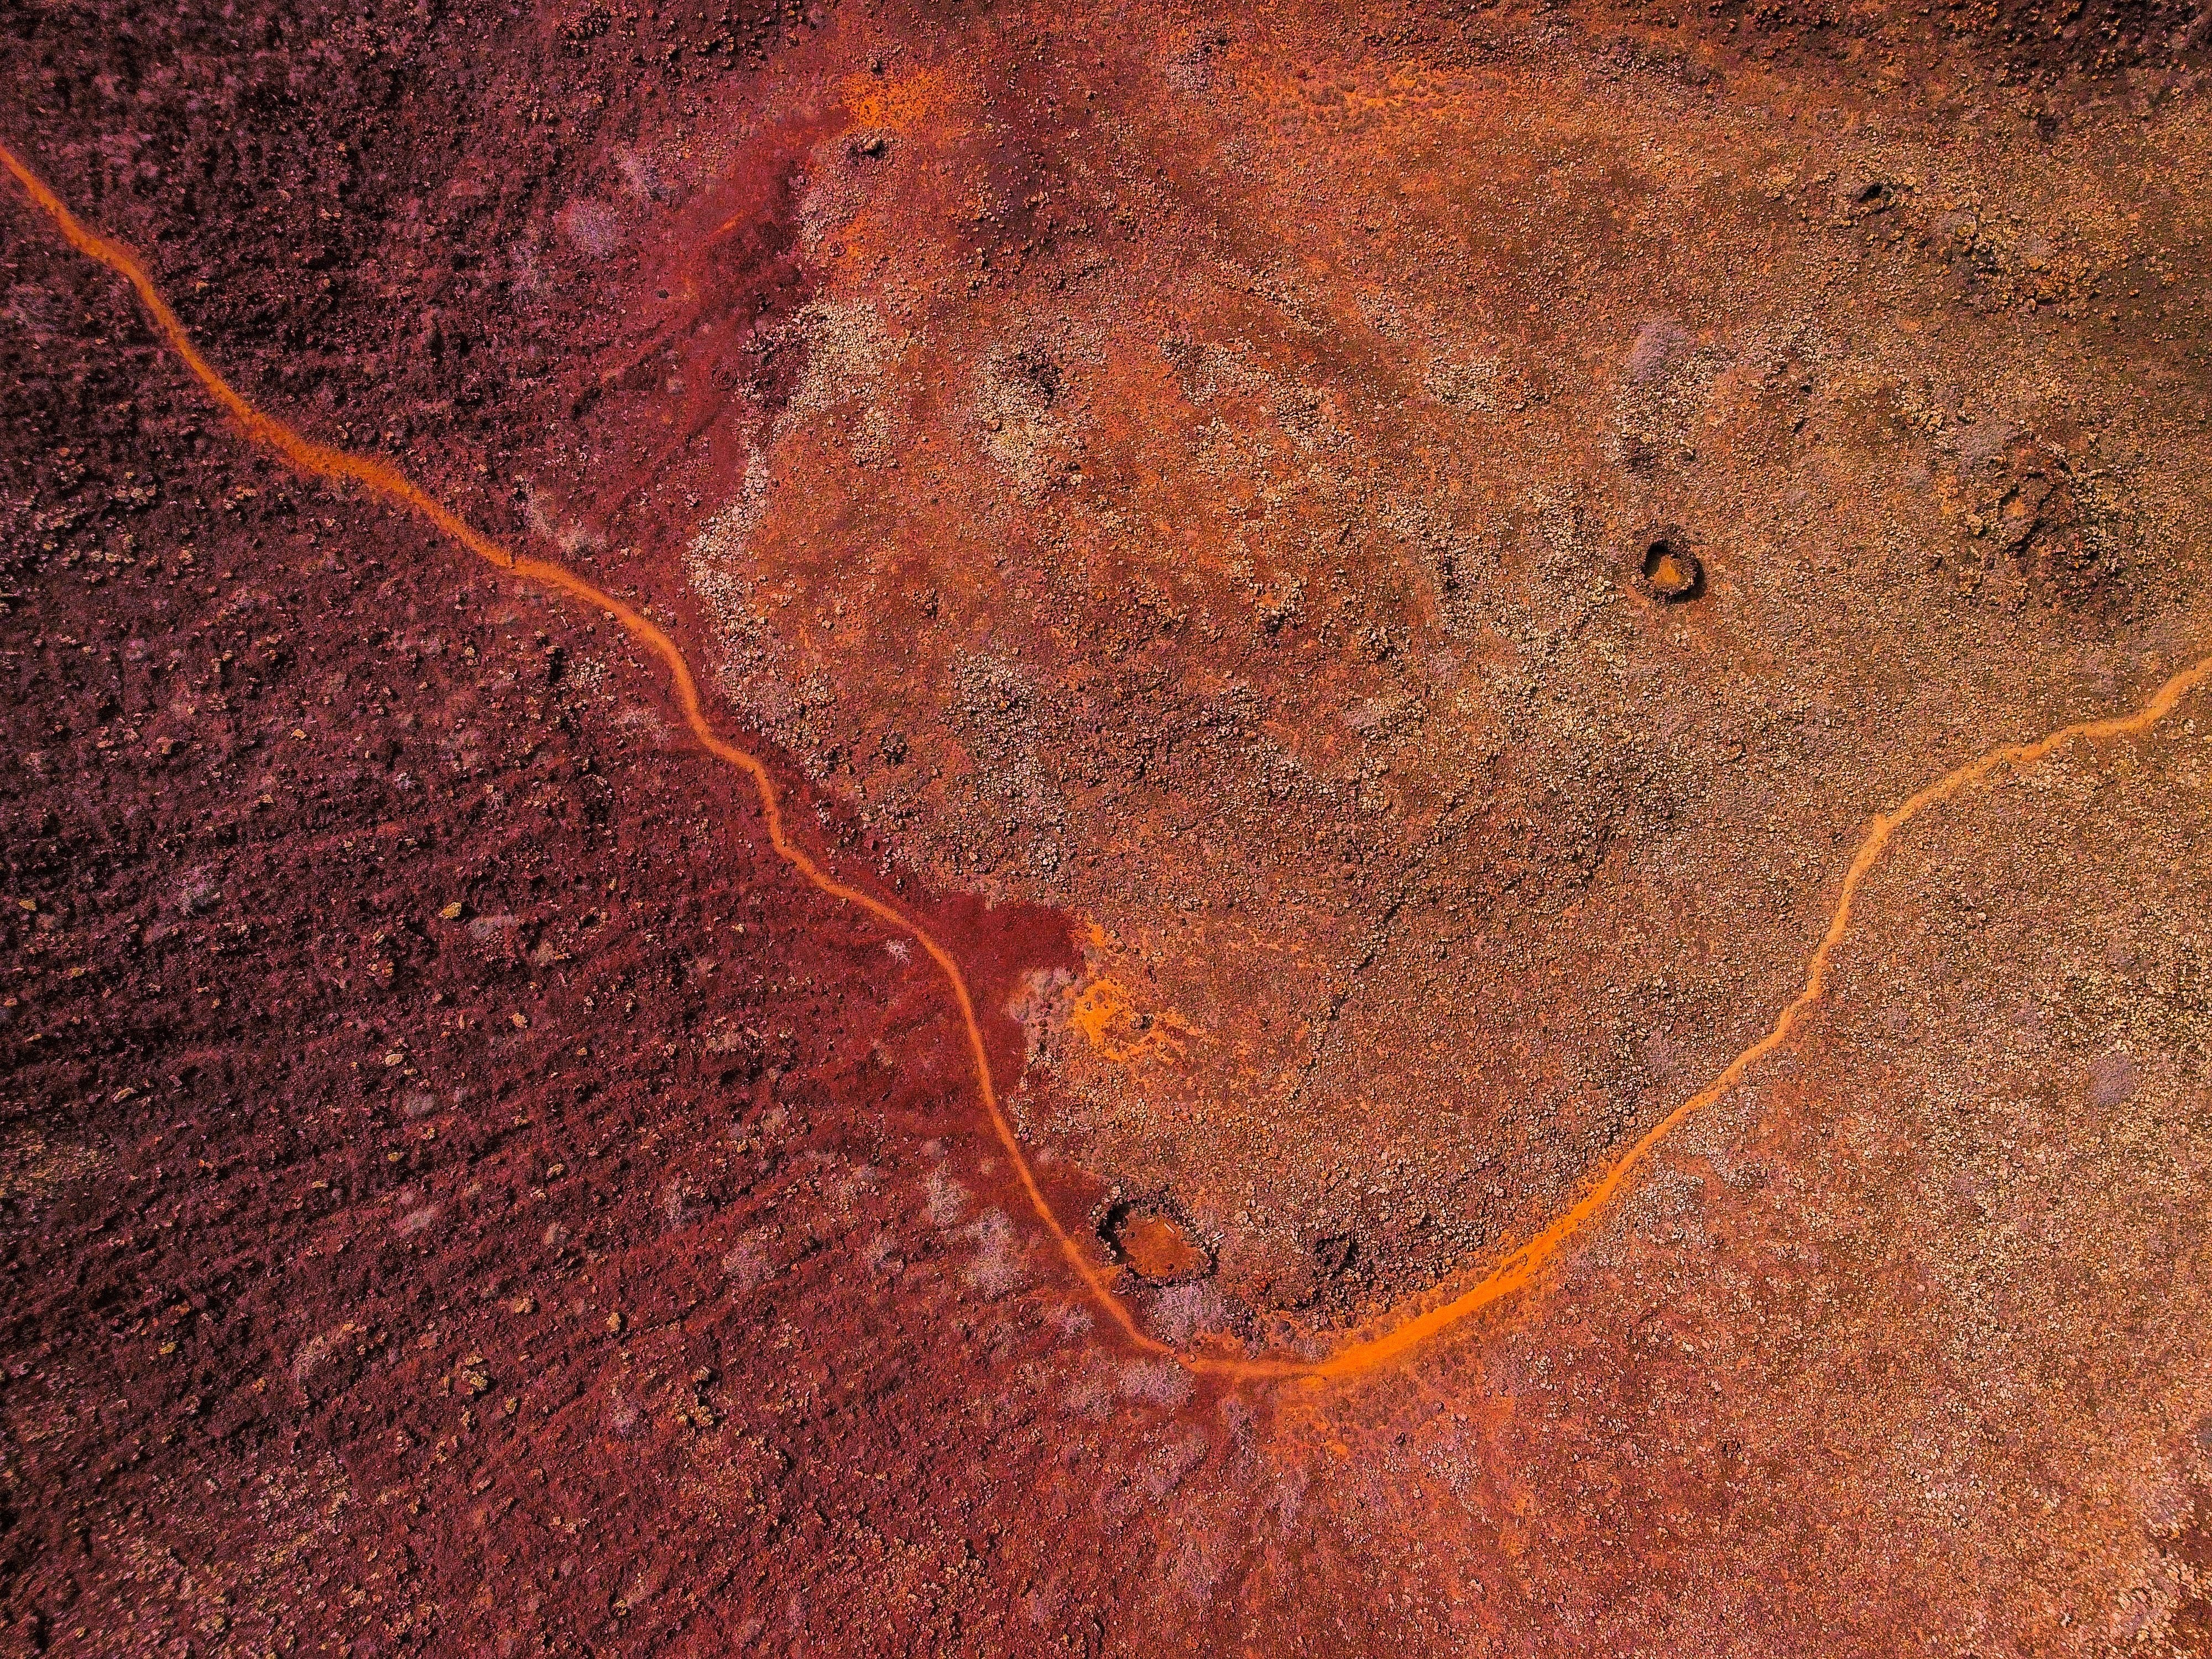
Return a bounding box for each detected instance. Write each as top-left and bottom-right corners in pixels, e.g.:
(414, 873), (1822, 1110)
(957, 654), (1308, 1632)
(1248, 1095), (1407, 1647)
(1110, 1211), (1211, 1282)
(9, 140), (2205, 1389)
(9, 6), (2212, 1649)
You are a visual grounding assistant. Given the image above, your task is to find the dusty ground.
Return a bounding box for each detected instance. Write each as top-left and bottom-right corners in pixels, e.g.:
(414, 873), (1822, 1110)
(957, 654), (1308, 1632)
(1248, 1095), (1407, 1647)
(4, 0), (2212, 1652)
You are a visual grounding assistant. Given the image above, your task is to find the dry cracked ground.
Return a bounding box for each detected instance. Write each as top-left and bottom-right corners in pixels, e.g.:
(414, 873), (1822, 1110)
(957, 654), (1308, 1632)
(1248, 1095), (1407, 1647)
(4, 0), (2212, 1652)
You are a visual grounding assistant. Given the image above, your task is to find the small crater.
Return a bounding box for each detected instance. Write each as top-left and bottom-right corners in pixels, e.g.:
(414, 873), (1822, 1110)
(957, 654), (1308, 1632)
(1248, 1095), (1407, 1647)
(1101, 1201), (1212, 1285)
(1996, 457), (2117, 611)
(1013, 348), (1062, 405)
(1639, 537), (1703, 602)
(1312, 1232), (1356, 1277)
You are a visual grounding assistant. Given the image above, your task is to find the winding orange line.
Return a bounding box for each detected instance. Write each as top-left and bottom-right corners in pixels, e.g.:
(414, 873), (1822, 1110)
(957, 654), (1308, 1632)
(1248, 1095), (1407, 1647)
(0, 142), (1164, 1364)
(1255, 651), (2212, 1380)
(11, 142), (2208, 1386)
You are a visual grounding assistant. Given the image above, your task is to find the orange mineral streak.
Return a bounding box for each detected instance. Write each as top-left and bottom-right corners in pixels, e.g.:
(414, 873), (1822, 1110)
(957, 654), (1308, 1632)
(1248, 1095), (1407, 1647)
(1238, 655), (2212, 1380)
(0, 143), (1165, 1364)
(12, 143), (2209, 1387)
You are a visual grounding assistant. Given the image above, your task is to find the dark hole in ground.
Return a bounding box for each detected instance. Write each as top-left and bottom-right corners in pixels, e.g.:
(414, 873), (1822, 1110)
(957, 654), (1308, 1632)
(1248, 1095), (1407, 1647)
(1014, 349), (1062, 404)
(1641, 538), (1703, 601)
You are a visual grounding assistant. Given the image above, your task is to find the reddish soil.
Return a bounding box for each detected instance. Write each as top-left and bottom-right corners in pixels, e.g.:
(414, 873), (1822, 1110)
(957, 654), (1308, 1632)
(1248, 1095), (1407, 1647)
(1109, 1211), (1211, 1283)
(6, 1), (2212, 1654)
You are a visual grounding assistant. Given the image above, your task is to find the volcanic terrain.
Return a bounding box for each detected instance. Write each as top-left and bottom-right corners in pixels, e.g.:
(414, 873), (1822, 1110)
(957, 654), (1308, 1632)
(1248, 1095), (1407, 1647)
(5, 0), (2212, 1652)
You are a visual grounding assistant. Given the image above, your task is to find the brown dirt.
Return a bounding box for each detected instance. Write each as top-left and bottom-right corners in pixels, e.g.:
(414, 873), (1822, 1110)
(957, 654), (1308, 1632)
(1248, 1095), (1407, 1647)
(5, 0), (2212, 1653)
